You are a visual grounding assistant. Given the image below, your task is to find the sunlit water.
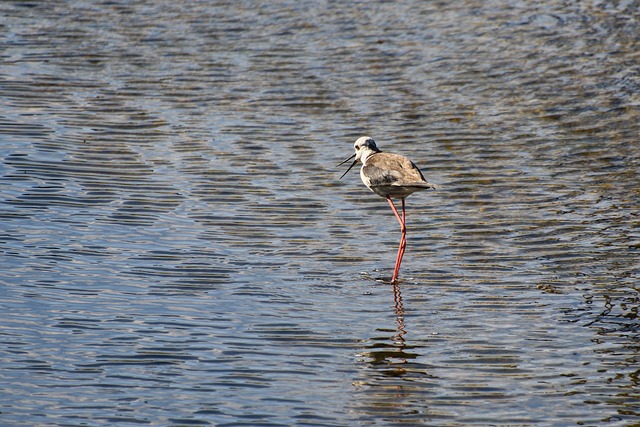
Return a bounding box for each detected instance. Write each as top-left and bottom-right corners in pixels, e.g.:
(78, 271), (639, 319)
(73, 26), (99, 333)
(1, 1), (639, 425)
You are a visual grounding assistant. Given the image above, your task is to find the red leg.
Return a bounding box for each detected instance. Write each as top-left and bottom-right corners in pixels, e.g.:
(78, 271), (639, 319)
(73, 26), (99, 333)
(386, 196), (403, 226)
(401, 198), (407, 260)
(394, 199), (407, 281)
(386, 197), (407, 283)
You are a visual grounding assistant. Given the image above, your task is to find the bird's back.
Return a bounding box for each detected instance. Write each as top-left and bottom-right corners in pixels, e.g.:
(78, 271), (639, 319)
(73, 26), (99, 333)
(361, 152), (437, 199)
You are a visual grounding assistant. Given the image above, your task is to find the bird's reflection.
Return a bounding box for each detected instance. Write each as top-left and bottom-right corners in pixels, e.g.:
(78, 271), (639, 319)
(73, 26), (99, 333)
(392, 281), (406, 345)
(361, 283), (420, 376)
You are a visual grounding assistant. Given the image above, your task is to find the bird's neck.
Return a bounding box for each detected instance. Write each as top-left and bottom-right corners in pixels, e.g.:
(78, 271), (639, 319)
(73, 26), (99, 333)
(360, 148), (381, 165)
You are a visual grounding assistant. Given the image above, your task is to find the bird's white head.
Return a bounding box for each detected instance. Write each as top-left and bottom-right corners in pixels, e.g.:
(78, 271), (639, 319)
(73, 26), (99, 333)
(353, 136), (381, 164)
(338, 136), (382, 179)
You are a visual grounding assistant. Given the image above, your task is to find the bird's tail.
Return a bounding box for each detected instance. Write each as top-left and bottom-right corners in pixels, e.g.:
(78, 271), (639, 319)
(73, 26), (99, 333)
(423, 181), (441, 190)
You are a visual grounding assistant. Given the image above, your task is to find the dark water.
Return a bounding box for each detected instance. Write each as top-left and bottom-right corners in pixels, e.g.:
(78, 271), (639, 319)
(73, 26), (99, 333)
(1, 0), (639, 425)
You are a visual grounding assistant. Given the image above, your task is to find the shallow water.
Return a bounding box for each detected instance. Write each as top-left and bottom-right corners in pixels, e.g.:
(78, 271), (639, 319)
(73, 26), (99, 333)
(1, 0), (639, 425)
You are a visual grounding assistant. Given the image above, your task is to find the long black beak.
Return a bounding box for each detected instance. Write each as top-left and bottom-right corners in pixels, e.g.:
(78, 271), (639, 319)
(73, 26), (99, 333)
(338, 153), (357, 179)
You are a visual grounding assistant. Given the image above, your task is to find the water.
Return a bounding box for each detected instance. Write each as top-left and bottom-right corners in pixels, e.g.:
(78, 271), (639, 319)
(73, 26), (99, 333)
(1, 0), (639, 425)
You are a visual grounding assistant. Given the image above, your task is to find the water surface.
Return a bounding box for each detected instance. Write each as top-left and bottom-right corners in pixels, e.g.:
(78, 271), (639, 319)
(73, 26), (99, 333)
(1, 0), (639, 425)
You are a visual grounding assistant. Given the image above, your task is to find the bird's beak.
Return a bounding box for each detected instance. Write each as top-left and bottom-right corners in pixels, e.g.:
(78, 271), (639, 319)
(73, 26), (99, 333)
(338, 153), (357, 180)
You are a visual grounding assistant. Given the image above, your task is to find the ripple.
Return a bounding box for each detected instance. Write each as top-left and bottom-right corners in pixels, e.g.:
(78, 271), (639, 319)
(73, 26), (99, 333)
(1, 0), (640, 426)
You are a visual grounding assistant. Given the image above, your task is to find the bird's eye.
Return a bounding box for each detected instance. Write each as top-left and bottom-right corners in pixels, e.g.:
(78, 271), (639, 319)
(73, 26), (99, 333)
(355, 145), (360, 150)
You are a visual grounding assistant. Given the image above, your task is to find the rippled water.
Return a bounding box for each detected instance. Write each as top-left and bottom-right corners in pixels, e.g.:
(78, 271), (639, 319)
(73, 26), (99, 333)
(2, 0), (639, 425)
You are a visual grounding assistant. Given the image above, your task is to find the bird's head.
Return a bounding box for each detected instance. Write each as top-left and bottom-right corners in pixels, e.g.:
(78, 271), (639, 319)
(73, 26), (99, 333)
(338, 136), (381, 179)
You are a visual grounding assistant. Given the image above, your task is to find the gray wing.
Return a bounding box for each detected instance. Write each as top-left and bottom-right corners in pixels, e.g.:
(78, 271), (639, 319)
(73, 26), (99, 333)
(363, 154), (428, 186)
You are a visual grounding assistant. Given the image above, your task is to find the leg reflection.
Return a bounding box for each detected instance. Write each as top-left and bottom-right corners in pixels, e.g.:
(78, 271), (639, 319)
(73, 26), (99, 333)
(362, 283), (411, 370)
(392, 281), (406, 346)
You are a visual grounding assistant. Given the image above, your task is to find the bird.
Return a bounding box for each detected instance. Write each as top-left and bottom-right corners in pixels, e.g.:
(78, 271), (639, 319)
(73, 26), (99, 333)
(339, 136), (438, 283)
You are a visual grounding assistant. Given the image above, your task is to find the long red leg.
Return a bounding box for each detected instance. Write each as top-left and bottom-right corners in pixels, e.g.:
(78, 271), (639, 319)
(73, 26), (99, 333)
(386, 197), (407, 283)
(395, 198), (407, 280)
